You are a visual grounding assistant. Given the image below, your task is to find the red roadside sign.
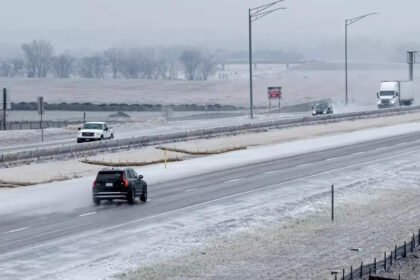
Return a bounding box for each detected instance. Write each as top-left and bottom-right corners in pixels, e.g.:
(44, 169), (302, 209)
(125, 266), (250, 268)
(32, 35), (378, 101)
(268, 87), (282, 99)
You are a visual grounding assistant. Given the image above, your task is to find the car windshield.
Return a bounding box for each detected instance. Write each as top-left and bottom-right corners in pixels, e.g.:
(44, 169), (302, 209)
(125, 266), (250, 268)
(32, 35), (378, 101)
(314, 103), (328, 110)
(380, 91), (395, 97)
(96, 171), (123, 182)
(83, 123), (103, 130)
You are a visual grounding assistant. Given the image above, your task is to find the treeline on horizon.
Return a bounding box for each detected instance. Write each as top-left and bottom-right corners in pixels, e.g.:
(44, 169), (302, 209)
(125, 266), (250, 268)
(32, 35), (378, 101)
(0, 40), (304, 81)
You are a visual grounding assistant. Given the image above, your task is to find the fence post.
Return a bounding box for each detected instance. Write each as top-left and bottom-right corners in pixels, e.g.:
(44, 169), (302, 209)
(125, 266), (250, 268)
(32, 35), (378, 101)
(390, 251), (393, 266)
(395, 245), (397, 261)
(360, 262), (363, 278)
(384, 252), (387, 271)
(331, 184), (334, 221)
(369, 268), (371, 277)
(413, 234), (415, 252)
(374, 257), (376, 274)
(342, 269), (345, 280)
(404, 242), (407, 258)
(350, 265), (353, 279)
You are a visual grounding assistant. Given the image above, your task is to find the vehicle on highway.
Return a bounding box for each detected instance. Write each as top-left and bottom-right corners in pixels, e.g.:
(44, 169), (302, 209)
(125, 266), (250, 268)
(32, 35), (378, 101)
(377, 81), (414, 109)
(77, 122), (114, 143)
(92, 168), (148, 205)
(312, 102), (333, 116)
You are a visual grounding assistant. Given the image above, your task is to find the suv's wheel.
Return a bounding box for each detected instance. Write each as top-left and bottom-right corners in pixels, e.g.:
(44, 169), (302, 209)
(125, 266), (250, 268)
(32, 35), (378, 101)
(93, 197), (101, 206)
(140, 187), (148, 202)
(127, 189), (136, 205)
(100, 135), (104, 141)
(110, 133), (114, 139)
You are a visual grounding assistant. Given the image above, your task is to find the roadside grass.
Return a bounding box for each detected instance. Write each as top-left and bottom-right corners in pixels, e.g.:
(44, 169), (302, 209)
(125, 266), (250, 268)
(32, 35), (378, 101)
(0, 174), (80, 188)
(80, 157), (183, 167)
(156, 145), (247, 155)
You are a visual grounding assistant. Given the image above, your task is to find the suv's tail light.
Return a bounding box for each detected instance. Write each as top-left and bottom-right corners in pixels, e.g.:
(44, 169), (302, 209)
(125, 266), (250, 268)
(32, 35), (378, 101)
(92, 180), (96, 188)
(122, 178), (129, 188)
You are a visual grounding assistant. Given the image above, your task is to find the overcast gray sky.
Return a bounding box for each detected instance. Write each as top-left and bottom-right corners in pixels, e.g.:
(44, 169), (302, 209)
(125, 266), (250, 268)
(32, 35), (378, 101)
(0, 0), (419, 60)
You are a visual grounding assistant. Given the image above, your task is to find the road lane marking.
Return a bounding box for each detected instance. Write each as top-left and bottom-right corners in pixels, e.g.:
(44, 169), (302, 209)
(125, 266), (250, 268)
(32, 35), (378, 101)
(264, 170), (280, 174)
(184, 188), (197, 193)
(101, 146), (420, 233)
(326, 157), (336, 161)
(4, 227), (29, 234)
(223, 179), (242, 184)
(79, 212), (96, 217)
(353, 152), (365, 156)
(297, 163), (310, 167)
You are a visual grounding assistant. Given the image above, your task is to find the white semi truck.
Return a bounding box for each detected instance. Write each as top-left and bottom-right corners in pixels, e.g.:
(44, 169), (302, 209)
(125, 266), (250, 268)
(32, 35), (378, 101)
(377, 81), (414, 109)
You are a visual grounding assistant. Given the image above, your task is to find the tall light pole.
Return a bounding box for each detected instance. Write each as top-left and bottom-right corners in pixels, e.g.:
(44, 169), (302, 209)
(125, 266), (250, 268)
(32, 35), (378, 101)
(345, 13), (377, 105)
(249, 1), (286, 119)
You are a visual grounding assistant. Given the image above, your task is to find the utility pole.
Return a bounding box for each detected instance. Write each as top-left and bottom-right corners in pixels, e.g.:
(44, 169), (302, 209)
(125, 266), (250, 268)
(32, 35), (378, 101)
(248, 1), (286, 119)
(249, 8), (254, 119)
(344, 13), (377, 105)
(2, 88), (7, 131)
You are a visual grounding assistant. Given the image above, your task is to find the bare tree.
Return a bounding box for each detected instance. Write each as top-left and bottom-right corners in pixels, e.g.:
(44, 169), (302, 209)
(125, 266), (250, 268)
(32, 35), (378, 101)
(199, 55), (217, 81)
(156, 59), (174, 80)
(140, 58), (157, 79)
(179, 50), (201, 81)
(52, 54), (74, 78)
(10, 59), (25, 77)
(120, 49), (143, 79)
(0, 62), (11, 77)
(21, 40), (54, 78)
(104, 48), (121, 79)
(79, 55), (107, 78)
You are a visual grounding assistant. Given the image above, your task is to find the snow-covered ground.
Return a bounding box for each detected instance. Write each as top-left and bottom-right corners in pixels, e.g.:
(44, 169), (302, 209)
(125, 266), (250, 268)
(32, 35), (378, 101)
(2, 65), (419, 108)
(2, 121), (420, 279)
(2, 64), (420, 279)
(1, 112), (420, 185)
(0, 111), (311, 149)
(118, 159), (420, 280)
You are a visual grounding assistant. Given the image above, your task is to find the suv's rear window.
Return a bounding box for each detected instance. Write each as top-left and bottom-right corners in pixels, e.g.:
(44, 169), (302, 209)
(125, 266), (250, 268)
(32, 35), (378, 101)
(96, 171), (123, 181)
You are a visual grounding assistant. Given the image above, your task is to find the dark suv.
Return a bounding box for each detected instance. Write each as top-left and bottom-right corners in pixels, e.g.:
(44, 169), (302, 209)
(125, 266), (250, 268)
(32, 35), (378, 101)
(312, 102), (333, 116)
(92, 168), (148, 206)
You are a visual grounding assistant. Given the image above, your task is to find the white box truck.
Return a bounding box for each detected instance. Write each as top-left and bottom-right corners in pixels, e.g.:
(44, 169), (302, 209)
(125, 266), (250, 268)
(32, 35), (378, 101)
(377, 81), (415, 109)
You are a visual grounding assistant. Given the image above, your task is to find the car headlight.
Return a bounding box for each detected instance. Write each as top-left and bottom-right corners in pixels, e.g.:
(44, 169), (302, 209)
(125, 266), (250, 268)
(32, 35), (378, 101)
(377, 100), (382, 104)
(312, 111), (316, 114)
(390, 99), (396, 104)
(323, 110), (328, 114)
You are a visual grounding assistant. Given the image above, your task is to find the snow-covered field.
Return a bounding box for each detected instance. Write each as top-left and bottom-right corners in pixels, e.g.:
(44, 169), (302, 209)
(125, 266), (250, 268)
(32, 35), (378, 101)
(2, 64), (419, 108)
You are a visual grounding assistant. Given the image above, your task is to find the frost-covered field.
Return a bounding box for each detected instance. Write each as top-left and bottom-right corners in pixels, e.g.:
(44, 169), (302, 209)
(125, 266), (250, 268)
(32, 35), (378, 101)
(1, 64), (419, 107)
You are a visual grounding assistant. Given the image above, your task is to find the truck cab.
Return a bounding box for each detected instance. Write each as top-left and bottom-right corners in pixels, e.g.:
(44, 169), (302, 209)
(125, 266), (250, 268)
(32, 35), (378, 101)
(377, 81), (399, 108)
(377, 81), (414, 109)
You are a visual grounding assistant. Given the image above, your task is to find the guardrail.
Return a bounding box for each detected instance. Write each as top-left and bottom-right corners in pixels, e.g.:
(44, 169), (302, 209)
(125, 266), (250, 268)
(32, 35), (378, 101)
(1, 105), (420, 164)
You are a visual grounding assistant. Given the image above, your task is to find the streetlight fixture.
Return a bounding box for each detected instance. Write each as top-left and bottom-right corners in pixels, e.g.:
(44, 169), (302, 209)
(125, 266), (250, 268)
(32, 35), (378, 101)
(249, 1), (286, 119)
(345, 13), (377, 105)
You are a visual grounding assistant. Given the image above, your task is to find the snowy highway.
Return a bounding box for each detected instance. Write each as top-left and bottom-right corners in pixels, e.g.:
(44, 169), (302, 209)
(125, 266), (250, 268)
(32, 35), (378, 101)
(1, 129), (420, 279)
